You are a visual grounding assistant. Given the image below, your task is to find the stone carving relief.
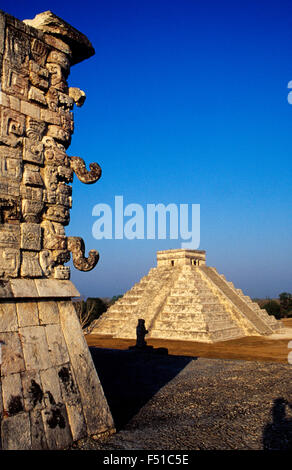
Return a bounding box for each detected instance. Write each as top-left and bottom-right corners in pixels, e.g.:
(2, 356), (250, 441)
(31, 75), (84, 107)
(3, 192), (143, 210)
(70, 157), (102, 184)
(0, 17), (100, 280)
(67, 237), (99, 272)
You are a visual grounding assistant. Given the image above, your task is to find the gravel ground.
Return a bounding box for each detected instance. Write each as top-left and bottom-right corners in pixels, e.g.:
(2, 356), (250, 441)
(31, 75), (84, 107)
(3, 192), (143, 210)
(74, 348), (292, 450)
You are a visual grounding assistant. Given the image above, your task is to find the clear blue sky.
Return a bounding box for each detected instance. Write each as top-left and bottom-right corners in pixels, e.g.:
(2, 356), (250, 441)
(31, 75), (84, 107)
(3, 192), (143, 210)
(4, 0), (292, 299)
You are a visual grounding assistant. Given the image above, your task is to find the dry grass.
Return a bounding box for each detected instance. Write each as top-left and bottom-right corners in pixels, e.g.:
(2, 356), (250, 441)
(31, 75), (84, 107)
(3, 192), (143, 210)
(282, 318), (292, 328)
(87, 321), (292, 364)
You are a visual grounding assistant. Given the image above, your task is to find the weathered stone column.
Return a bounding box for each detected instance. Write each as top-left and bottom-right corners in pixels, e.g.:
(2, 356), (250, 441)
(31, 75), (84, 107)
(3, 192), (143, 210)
(0, 10), (114, 449)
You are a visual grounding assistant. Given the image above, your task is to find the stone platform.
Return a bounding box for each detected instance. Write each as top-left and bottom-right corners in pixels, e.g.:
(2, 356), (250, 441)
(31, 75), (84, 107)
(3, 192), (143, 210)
(0, 289), (115, 449)
(0, 9), (115, 449)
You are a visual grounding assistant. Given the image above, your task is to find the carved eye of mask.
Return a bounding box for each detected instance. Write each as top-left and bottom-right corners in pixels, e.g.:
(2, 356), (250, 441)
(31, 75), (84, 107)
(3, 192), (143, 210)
(46, 63), (63, 81)
(58, 129), (67, 140)
(42, 136), (55, 148)
(11, 37), (27, 63)
(30, 142), (43, 156)
(55, 142), (65, 150)
(9, 120), (23, 135)
(44, 149), (55, 161)
(46, 63), (58, 73)
(47, 125), (70, 144)
(47, 51), (70, 71)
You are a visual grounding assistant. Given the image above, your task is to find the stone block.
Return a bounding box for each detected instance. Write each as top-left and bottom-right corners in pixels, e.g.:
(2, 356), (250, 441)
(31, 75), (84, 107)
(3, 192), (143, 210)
(30, 38), (49, 67)
(40, 366), (62, 407)
(0, 302), (18, 332)
(0, 224), (20, 249)
(28, 85), (47, 105)
(0, 91), (9, 107)
(4, 24), (30, 69)
(40, 108), (61, 125)
(45, 323), (69, 366)
(1, 412), (32, 450)
(22, 165), (44, 187)
(41, 403), (72, 450)
(16, 301), (39, 327)
(20, 100), (40, 119)
(0, 248), (20, 278)
(0, 281), (13, 298)
(30, 409), (48, 449)
(20, 185), (43, 202)
(8, 95), (21, 112)
(1, 372), (24, 416)
(0, 147), (22, 181)
(43, 34), (71, 55)
(21, 199), (44, 223)
(10, 279), (38, 298)
(59, 301), (114, 435)
(29, 60), (49, 90)
(54, 265), (70, 280)
(23, 136), (44, 165)
(0, 91), (20, 111)
(19, 325), (51, 371)
(2, 62), (29, 100)
(20, 251), (43, 278)
(65, 402), (87, 441)
(21, 370), (45, 411)
(20, 223), (42, 251)
(34, 279), (80, 298)
(0, 331), (25, 376)
(38, 300), (59, 324)
(57, 363), (79, 404)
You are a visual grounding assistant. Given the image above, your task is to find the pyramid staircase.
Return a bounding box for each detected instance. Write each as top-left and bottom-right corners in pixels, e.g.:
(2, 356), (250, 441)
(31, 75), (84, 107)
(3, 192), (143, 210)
(203, 267), (281, 334)
(94, 266), (180, 338)
(91, 250), (283, 343)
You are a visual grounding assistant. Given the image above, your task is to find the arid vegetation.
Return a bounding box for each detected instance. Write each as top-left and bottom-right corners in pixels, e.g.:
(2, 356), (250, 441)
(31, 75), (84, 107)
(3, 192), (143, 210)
(256, 293), (292, 319)
(74, 298), (108, 332)
(74, 295), (123, 332)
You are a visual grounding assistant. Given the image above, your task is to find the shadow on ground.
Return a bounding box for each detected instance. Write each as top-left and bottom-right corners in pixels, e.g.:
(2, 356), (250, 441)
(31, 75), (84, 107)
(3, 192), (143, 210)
(90, 347), (194, 430)
(263, 398), (292, 450)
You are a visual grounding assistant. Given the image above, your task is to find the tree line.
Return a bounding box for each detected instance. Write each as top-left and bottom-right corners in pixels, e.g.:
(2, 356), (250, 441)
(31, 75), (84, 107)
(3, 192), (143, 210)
(73, 295), (123, 333)
(259, 293), (292, 319)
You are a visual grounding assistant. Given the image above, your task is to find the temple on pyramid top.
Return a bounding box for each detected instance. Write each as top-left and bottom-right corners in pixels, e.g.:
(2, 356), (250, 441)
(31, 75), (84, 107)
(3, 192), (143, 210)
(91, 249), (283, 343)
(157, 249), (206, 267)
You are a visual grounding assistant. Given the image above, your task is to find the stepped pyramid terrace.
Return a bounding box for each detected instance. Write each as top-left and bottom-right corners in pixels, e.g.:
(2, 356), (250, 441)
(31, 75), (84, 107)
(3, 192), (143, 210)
(91, 249), (283, 343)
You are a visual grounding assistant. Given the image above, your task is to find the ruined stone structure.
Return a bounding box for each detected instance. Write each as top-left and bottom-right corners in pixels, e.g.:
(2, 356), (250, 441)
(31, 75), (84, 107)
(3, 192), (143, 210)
(92, 249), (283, 342)
(0, 10), (114, 449)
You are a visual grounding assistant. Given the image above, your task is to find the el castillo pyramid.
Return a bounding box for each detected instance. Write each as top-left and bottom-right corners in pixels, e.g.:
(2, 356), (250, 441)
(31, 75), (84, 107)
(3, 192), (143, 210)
(91, 249), (283, 342)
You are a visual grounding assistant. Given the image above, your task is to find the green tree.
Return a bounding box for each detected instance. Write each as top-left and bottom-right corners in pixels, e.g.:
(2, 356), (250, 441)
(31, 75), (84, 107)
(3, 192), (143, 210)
(110, 294), (123, 305)
(279, 292), (292, 316)
(262, 300), (281, 319)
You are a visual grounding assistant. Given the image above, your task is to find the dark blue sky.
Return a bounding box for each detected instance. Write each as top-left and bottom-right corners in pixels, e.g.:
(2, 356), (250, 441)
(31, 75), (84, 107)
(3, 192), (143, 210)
(4, 1), (292, 298)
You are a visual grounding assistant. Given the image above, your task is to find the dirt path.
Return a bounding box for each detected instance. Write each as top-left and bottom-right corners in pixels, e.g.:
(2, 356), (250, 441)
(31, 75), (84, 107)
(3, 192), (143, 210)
(78, 320), (292, 450)
(86, 328), (292, 364)
(75, 351), (292, 450)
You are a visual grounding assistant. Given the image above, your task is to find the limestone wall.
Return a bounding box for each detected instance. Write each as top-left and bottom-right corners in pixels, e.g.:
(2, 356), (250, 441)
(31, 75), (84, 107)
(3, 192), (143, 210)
(0, 10), (115, 449)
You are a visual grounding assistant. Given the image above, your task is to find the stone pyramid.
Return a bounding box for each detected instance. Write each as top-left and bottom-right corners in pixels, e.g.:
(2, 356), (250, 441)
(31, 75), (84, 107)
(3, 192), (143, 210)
(91, 249), (282, 343)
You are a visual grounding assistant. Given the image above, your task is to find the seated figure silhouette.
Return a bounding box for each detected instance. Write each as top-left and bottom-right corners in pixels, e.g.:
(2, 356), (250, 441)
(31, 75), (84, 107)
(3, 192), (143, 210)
(263, 398), (292, 450)
(128, 319), (153, 352)
(129, 319), (168, 354)
(136, 319), (148, 349)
